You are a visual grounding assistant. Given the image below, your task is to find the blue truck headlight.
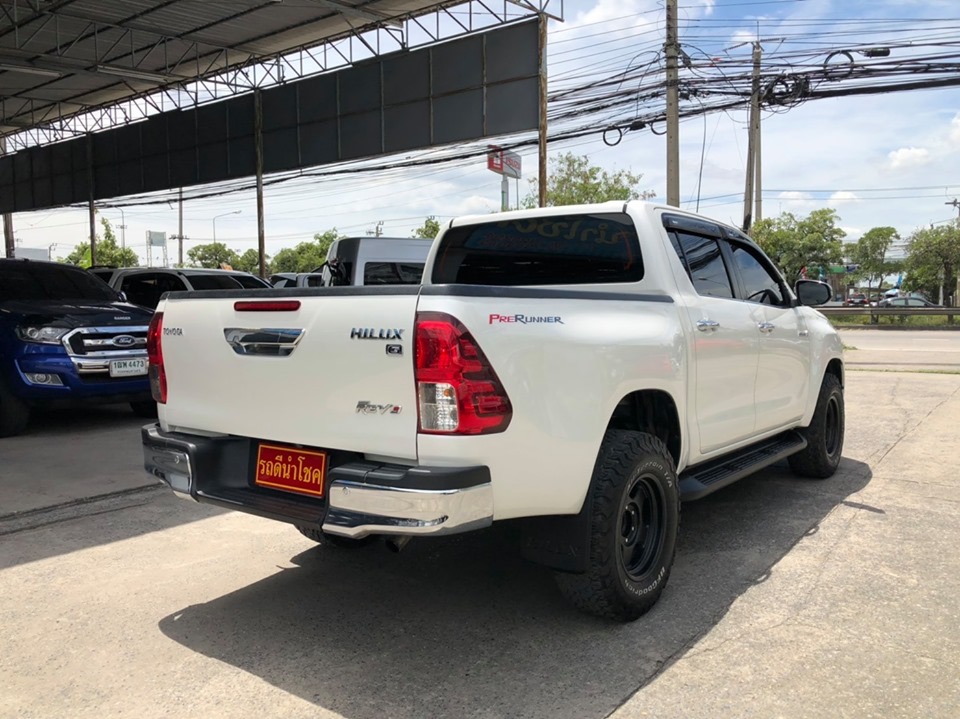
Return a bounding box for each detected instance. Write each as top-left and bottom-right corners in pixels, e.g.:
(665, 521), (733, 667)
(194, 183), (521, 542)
(16, 326), (69, 344)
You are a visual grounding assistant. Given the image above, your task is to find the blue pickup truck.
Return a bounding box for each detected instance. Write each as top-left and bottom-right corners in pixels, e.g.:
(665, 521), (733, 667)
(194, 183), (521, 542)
(0, 258), (154, 437)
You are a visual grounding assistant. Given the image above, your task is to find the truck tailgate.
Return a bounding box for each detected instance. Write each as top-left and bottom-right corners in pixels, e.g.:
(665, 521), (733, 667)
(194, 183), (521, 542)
(157, 290), (420, 460)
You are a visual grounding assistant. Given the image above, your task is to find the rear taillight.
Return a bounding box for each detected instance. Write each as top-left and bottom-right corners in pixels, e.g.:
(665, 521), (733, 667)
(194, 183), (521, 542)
(415, 312), (511, 435)
(146, 311), (167, 404)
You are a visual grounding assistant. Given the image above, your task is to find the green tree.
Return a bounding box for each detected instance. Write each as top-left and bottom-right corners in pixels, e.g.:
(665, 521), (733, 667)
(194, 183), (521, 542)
(234, 248), (270, 275)
(850, 226), (900, 295)
(62, 217), (139, 268)
(271, 229), (344, 273)
(750, 208), (846, 281)
(412, 216), (441, 240)
(187, 241), (240, 269)
(522, 152), (654, 208)
(903, 222), (960, 305)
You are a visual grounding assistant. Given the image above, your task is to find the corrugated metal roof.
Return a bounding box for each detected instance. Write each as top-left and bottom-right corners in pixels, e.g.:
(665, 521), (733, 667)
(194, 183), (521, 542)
(0, 0), (459, 135)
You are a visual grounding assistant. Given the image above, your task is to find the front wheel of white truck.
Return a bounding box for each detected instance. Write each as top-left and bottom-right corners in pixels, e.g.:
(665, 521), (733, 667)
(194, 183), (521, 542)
(555, 430), (680, 621)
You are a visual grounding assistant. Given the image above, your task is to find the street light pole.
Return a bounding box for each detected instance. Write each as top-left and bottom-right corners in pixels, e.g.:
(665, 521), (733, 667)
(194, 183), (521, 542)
(212, 210), (241, 243)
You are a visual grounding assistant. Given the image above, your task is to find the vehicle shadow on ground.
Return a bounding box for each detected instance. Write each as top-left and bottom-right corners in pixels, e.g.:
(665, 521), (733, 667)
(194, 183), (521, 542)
(159, 459), (871, 719)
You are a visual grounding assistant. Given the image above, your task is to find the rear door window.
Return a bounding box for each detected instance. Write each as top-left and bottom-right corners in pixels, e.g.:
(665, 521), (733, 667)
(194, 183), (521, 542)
(363, 263), (424, 285)
(672, 232), (734, 299)
(431, 212), (643, 286)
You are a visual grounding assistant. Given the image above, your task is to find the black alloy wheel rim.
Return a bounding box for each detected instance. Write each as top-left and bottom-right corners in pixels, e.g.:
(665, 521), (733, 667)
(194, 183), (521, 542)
(824, 394), (842, 459)
(618, 474), (665, 581)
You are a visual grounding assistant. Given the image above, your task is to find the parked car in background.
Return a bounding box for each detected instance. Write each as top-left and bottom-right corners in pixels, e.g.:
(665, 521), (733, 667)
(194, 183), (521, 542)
(844, 292), (869, 307)
(878, 296), (941, 308)
(319, 237), (432, 286)
(0, 259), (154, 437)
(89, 267), (271, 310)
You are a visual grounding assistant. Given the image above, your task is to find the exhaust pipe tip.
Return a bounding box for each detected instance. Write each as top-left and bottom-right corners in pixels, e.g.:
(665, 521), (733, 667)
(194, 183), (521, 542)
(385, 535), (412, 554)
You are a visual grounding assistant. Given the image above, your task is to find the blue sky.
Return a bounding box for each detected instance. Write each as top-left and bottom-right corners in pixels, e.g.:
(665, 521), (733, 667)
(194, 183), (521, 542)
(11, 0), (960, 263)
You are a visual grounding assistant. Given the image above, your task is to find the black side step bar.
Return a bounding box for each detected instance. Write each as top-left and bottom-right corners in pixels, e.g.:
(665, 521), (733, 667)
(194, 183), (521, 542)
(679, 431), (807, 501)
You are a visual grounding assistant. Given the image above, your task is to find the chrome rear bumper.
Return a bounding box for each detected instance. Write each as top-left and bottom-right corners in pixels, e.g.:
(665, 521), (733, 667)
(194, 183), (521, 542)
(142, 424), (493, 539)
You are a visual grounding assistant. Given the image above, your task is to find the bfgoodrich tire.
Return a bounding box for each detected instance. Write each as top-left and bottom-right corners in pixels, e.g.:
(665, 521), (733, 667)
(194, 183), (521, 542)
(789, 373), (844, 479)
(296, 525), (377, 548)
(555, 430), (680, 621)
(0, 381), (30, 438)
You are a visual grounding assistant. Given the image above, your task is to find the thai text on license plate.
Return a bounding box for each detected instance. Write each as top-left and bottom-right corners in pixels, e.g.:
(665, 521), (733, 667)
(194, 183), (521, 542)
(254, 444), (327, 498)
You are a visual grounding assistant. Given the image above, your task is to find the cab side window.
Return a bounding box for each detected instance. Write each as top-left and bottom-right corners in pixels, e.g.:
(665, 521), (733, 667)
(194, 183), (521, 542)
(729, 243), (785, 306)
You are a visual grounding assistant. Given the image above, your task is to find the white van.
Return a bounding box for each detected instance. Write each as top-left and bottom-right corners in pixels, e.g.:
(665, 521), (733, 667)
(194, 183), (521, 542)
(271, 237), (432, 288)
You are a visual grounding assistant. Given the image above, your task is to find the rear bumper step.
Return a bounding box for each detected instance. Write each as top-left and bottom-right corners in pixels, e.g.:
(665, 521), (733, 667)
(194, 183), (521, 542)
(679, 430), (807, 501)
(142, 424), (493, 539)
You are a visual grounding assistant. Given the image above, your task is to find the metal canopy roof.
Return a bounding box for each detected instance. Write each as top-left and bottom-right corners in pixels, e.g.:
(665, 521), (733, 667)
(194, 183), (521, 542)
(0, 0), (496, 137)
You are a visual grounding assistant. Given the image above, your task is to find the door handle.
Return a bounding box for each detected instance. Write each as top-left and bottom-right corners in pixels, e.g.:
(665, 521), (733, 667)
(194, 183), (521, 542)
(696, 319), (720, 332)
(758, 322), (775, 334)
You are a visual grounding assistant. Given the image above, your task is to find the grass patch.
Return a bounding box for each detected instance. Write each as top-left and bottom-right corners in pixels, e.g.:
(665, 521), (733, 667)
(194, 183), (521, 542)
(830, 314), (958, 328)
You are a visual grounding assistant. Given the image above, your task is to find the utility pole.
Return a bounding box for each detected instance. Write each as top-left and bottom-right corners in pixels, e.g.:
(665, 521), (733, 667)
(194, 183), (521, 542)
(948, 200), (960, 308)
(1, 137), (13, 259)
(665, 0), (680, 207)
(742, 41), (762, 233)
(537, 13), (549, 208)
(116, 207), (127, 250)
(177, 187), (184, 266)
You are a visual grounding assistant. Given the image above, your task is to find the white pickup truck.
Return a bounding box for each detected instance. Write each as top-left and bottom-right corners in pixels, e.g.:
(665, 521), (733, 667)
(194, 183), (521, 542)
(142, 201), (843, 620)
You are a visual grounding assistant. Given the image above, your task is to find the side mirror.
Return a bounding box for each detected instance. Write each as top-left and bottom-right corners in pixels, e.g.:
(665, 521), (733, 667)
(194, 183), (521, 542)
(794, 280), (831, 307)
(117, 291), (129, 303)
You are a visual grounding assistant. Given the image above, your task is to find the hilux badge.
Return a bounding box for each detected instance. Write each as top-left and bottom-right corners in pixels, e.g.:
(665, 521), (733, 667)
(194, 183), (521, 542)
(351, 328), (403, 340)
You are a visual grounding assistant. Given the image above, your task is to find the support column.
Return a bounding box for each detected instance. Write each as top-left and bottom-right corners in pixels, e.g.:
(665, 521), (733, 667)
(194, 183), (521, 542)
(254, 89), (266, 278)
(1, 137), (13, 259)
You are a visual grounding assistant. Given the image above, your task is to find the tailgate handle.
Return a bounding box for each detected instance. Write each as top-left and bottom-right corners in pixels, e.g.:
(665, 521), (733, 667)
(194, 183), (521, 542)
(224, 328), (304, 357)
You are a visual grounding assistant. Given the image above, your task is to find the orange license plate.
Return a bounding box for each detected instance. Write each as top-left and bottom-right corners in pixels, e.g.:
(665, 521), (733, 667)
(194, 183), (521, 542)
(254, 443), (327, 498)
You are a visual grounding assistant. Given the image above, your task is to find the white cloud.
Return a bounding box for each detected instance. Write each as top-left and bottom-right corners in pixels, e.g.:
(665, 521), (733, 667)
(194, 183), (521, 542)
(776, 191), (815, 210)
(950, 113), (960, 145)
(829, 191), (860, 207)
(887, 147), (931, 169)
(842, 226), (864, 243)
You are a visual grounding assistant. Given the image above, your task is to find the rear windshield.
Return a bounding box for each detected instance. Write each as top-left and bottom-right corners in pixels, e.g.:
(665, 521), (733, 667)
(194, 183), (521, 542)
(187, 274), (244, 290)
(232, 275), (270, 289)
(431, 212), (643, 285)
(0, 262), (118, 302)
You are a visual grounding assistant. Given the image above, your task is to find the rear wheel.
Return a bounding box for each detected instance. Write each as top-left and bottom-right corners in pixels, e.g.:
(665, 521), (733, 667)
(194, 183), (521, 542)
(0, 382), (30, 438)
(789, 373), (844, 479)
(555, 430), (680, 621)
(296, 525), (377, 548)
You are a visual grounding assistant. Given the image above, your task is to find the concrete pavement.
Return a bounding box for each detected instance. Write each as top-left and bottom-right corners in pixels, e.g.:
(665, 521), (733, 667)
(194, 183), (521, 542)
(2, 371), (959, 718)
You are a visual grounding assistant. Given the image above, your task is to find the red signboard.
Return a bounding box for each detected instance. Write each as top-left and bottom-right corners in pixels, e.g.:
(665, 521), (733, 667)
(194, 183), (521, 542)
(254, 443), (327, 498)
(487, 146), (522, 179)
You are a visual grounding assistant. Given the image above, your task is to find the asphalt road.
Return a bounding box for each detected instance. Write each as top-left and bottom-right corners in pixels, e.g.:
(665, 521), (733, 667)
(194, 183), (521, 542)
(839, 328), (960, 372)
(1, 353), (959, 717)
